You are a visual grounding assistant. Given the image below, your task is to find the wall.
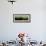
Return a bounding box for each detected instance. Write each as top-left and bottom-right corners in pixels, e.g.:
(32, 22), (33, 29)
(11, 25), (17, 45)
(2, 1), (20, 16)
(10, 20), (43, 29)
(0, 0), (46, 41)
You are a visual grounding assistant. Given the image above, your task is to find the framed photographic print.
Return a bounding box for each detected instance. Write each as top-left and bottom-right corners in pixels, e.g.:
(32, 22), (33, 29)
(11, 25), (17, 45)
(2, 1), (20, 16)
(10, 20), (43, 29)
(13, 14), (31, 23)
